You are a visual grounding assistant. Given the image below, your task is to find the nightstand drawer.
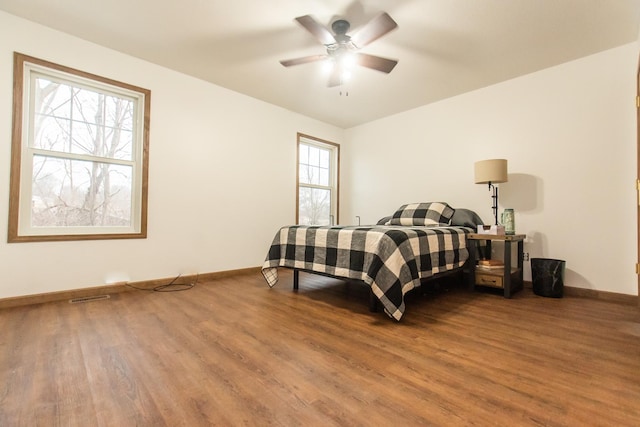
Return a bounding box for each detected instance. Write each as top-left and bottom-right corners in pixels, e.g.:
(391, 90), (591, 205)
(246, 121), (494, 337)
(476, 272), (504, 288)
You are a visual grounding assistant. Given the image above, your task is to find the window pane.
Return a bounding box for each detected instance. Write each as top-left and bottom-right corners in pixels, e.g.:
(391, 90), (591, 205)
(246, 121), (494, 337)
(299, 164), (311, 184)
(72, 123), (98, 155)
(310, 166), (320, 185)
(319, 149), (329, 168)
(299, 144), (308, 164)
(32, 77), (134, 161)
(308, 146), (320, 166)
(298, 187), (331, 225)
(73, 87), (101, 125)
(300, 164), (324, 185)
(34, 77), (72, 120)
(34, 115), (71, 152)
(105, 95), (133, 130)
(319, 167), (329, 186)
(31, 155), (132, 227)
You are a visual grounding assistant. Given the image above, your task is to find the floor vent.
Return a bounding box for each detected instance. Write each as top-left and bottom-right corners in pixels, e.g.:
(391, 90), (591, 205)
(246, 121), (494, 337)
(69, 295), (111, 304)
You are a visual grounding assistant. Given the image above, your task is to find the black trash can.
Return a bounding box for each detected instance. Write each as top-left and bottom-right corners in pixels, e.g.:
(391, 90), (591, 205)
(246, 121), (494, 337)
(531, 258), (565, 298)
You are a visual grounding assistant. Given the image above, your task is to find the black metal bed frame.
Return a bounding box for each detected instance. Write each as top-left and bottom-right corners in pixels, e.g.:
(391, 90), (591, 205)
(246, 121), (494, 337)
(289, 264), (468, 313)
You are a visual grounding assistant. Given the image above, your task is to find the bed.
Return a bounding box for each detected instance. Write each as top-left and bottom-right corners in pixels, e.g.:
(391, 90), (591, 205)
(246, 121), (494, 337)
(261, 202), (483, 321)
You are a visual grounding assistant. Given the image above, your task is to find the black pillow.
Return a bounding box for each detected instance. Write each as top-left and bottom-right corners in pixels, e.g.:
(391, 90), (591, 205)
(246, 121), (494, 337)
(450, 208), (484, 228)
(376, 216), (393, 225)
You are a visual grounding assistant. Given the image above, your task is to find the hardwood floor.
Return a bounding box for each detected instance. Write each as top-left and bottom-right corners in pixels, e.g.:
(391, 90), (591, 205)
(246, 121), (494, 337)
(1, 270), (639, 426)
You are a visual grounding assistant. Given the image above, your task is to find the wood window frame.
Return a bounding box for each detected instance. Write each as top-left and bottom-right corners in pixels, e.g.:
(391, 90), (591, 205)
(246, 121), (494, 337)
(296, 132), (340, 225)
(8, 52), (151, 242)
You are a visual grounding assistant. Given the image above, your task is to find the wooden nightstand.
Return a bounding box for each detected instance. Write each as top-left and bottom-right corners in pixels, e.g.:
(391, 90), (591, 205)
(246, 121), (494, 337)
(467, 233), (525, 298)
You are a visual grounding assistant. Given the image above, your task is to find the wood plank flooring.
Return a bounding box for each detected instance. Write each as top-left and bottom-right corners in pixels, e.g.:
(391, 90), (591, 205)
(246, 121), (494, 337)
(1, 270), (639, 426)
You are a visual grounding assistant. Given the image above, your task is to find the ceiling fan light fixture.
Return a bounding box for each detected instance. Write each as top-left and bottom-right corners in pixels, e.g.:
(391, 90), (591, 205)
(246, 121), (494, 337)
(322, 60), (334, 74)
(339, 51), (356, 68)
(322, 60), (351, 83)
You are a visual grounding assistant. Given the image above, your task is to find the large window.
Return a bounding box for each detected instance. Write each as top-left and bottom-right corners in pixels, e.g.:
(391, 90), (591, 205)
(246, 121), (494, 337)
(8, 53), (150, 242)
(297, 133), (339, 225)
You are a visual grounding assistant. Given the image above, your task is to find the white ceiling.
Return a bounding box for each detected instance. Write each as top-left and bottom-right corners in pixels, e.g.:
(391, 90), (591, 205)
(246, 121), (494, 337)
(1, 0), (639, 128)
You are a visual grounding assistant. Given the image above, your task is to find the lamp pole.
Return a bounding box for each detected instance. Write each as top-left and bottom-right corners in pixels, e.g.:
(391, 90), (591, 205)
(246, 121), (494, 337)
(489, 182), (499, 225)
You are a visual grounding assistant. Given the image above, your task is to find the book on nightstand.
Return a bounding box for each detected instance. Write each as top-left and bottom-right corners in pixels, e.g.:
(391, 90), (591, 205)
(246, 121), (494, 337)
(477, 259), (504, 269)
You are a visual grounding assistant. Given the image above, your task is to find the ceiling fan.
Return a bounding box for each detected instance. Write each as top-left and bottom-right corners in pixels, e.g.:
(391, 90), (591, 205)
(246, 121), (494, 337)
(280, 12), (399, 87)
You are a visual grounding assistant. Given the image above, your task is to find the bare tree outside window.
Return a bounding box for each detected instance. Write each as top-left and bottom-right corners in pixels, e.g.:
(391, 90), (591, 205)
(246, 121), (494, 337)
(31, 77), (134, 227)
(8, 53), (150, 242)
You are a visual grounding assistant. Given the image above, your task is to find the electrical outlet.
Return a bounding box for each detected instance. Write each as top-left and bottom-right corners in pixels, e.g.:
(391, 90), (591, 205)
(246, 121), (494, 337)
(523, 252), (530, 261)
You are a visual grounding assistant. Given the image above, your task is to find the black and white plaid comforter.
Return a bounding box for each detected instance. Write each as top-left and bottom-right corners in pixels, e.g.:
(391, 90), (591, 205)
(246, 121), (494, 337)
(261, 225), (472, 321)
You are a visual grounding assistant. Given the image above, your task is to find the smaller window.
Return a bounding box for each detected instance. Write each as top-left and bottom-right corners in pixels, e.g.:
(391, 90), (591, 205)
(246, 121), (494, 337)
(296, 133), (339, 225)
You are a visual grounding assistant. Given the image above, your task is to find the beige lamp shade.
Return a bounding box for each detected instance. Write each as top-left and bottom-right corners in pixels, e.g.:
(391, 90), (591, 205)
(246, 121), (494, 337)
(474, 159), (508, 184)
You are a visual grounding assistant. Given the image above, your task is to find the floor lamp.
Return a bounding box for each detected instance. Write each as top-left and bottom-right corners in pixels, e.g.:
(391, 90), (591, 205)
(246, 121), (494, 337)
(474, 159), (508, 225)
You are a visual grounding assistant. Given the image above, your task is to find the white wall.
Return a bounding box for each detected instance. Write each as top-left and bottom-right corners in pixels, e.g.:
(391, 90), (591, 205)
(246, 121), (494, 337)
(0, 11), (343, 299)
(342, 43), (638, 296)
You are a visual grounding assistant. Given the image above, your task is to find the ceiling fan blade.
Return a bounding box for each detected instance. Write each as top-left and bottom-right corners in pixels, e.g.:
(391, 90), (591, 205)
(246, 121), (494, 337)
(295, 15), (336, 45)
(351, 12), (398, 48)
(280, 54), (328, 67)
(355, 53), (398, 73)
